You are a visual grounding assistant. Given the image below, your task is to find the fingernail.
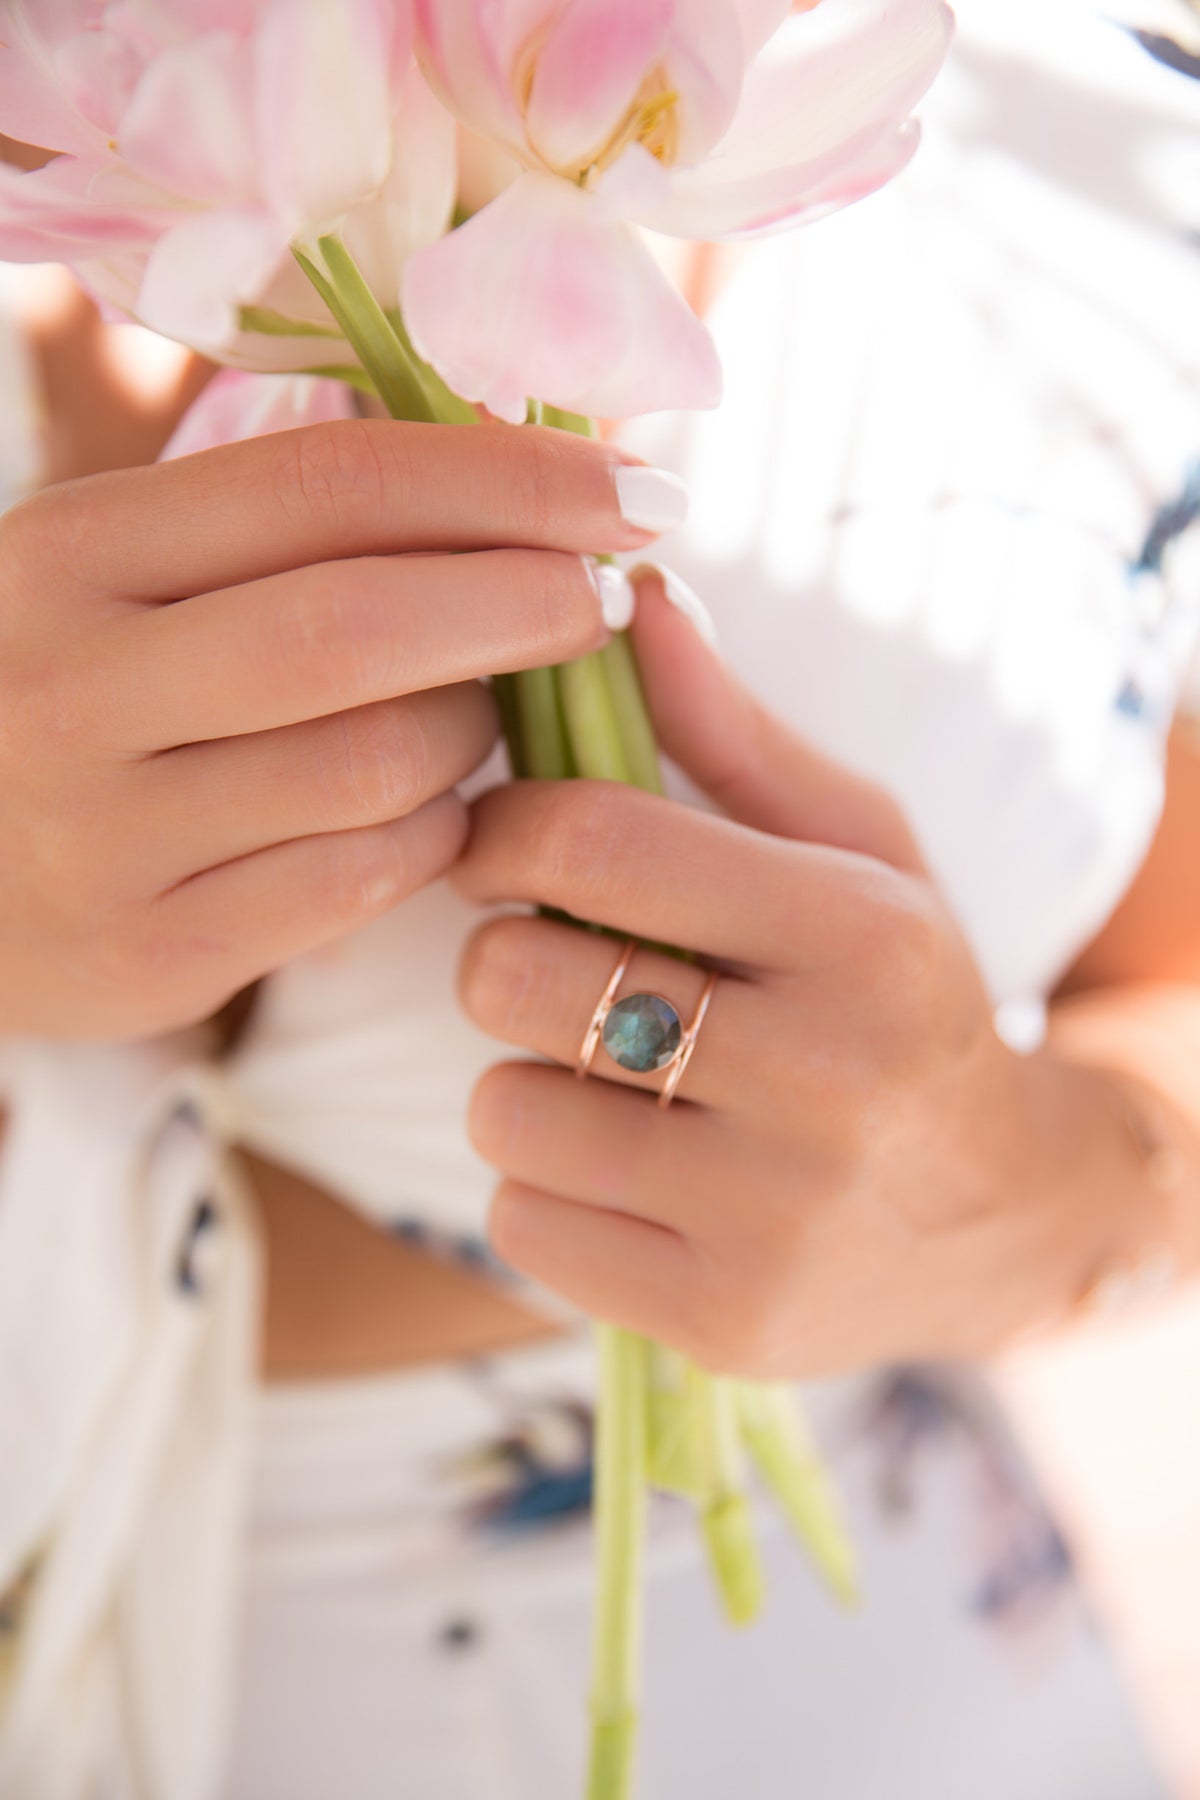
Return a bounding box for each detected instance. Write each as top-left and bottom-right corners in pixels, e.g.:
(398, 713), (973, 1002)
(590, 562), (636, 631)
(634, 561), (719, 649)
(614, 464), (689, 534)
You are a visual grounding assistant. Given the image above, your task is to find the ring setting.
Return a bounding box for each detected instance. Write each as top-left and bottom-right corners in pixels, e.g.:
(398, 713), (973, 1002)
(577, 939), (717, 1109)
(602, 992), (683, 1073)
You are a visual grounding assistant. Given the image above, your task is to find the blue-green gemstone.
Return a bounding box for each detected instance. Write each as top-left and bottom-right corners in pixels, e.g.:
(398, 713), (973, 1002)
(602, 993), (682, 1073)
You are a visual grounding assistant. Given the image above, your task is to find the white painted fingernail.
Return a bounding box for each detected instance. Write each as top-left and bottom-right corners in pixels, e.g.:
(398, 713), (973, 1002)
(591, 562), (636, 631)
(614, 464), (689, 534)
(636, 561), (719, 649)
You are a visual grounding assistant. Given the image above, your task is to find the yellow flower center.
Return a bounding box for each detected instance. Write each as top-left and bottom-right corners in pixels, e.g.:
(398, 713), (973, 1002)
(584, 71), (680, 182)
(515, 30), (681, 185)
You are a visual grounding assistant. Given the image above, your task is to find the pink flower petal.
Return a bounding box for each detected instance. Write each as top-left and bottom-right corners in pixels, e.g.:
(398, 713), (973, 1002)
(0, 156), (171, 261)
(661, 0), (747, 165)
(52, 26), (144, 136)
(651, 0), (953, 238)
(159, 366), (355, 461)
(676, 115), (922, 238)
(102, 1), (254, 55)
(524, 0), (671, 174)
(254, 0), (401, 234)
(414, 0), (547, 155)
(402, 169), (721, 422)
(136, 208), (288, 350)
(729, 0), (791, 58)
(0, 2), (106, 155)
(588, 141), (673, 223)
(117, 32), (257, 203)
(342, 63), (457, 302)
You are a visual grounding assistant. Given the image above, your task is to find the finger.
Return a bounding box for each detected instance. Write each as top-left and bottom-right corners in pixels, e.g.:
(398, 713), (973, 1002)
(459, 914), (762, 1110)
(454, 779), (896, 971)
(470, 1061), (735, 1235)
(139, 684), (496, 885)
(146, 792), (466, 1018)
(103, 548), (612, 748)
(489, 1179), (699, 1346)
(630, 566), (925, 872)
(24, 420), (681, 605)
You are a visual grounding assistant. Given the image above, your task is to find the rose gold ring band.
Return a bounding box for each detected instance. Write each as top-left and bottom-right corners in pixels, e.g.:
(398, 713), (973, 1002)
(576, 937), (717, 1110)
(656, 969), (717, 1110)
(576, 938), (636, 1081)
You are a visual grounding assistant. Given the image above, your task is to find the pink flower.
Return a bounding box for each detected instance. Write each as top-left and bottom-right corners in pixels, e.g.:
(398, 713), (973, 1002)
(404, 0), (954, 421)
(158, 366), (356, 462)
(0, 1), (454, 367)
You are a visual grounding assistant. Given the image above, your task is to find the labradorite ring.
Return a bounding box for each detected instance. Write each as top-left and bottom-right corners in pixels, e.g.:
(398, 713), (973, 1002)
(576, 939), (718, 1109)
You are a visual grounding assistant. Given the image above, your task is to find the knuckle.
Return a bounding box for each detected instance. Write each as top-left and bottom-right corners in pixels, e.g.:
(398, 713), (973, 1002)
(331, 701), (430, 823)
(86, 906), (178, 999)
(84, 910), (228, 1038)
(680, 1254), (799, 1379)
(316, 826), (407, 924)
(487, 1179), (532, 1269)
(274, 419), (391, 535)
(0, 487), (75, 591)
(467, 1064), (528, 1164)
(501, 425), (575, 541)
(861, 872), (944, 1000)
(527, 782), (627, 899)
(280, 564), (374, 710)
(24, 806), (86, 896)
(501, 548), (595, 666)
(458, 917), (541, 1036)
(12, 655), (98, 753)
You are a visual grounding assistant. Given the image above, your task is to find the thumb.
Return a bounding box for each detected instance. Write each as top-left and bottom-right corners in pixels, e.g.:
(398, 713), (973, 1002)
(629, 565), (924, 873)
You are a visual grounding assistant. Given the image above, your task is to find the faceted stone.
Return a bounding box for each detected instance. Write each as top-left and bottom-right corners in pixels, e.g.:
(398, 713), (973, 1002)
(602, 993), (682, 1073)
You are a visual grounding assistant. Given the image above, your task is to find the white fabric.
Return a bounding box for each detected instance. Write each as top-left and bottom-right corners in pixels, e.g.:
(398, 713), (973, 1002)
(0, 1041), (260, 1800)
(0, 1), (1197, 1792)
(224, 1342), (1164, 1800)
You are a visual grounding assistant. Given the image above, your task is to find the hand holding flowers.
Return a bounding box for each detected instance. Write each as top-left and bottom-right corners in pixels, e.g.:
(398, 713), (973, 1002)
(456, 573), (1152, 1374)
(0, 3), (955, 1794)
(0, 420), (654, 1039)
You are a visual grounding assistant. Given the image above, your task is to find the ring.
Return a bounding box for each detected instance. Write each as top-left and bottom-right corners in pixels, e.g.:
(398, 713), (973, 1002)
(576, 938), (718, 1109)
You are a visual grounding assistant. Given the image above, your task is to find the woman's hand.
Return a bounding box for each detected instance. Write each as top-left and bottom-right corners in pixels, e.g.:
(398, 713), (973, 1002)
(0, 420), (674, 1039)
(455, 573), (1158, 1376)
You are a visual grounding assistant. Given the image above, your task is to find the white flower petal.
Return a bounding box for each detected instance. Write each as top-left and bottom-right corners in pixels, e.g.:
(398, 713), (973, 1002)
(254, 0), (400, 234)
(651, 0), (953, 237)
(402, 169), (722, 422)
(136, 208), (287, 350)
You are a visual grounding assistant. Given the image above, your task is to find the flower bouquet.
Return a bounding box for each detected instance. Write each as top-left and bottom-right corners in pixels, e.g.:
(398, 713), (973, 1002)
(0, 2), (952, 1793)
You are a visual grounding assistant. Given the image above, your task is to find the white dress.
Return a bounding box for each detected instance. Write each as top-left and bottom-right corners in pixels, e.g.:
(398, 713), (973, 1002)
(1, 3), (1197, 1796)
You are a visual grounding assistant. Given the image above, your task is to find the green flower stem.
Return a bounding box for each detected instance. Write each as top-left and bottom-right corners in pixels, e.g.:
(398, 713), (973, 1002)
(516, 664), (575, 780)
(291, 250), (650, 1800)
(587, 1324), (650, 1800)
(685, 1367), (766, 1627)
(386, 308), (479, 425)
(288, 245), (854, 1794)
(295, 236), (438, 423)
(558, 651), (634, 785)
(646, 1344), (701, 1498)
(736, 1383), (858, 1605)
(238, 303), (344, 339)
(302, 362), (382, 397)
(492, 675), (526, 777)
(597, 634), (665, 797)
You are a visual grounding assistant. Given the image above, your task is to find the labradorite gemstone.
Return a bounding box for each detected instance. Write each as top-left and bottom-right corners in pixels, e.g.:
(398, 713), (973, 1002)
(602, 993), (683, 1073)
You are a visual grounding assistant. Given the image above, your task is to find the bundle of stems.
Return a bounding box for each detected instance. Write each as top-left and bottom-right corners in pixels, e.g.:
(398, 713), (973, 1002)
(296, 234), (858, 1800)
